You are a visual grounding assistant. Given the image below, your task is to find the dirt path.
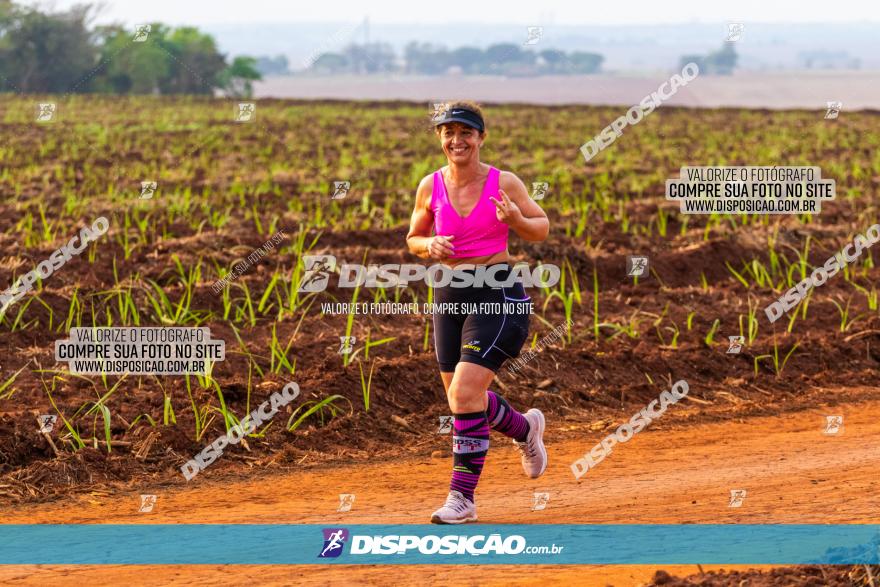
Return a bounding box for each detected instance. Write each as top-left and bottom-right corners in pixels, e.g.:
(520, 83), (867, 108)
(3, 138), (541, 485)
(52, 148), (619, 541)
(2, 399), (878, 585)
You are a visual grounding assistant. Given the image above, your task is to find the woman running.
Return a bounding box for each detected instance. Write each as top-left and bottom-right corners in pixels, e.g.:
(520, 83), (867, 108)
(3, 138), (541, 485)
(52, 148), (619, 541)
(406, 101), (550, 524)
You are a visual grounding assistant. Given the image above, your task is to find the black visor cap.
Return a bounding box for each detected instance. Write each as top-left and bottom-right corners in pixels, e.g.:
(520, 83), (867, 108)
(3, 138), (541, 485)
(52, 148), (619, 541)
(433, 107), (485, 133)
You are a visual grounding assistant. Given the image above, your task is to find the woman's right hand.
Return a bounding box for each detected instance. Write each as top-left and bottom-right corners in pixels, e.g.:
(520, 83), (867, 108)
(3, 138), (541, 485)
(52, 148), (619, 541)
(427, 235), (455, 259)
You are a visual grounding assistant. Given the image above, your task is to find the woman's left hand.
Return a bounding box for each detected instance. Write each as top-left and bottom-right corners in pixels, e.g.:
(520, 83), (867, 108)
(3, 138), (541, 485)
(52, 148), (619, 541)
(490, 189), (523, 226)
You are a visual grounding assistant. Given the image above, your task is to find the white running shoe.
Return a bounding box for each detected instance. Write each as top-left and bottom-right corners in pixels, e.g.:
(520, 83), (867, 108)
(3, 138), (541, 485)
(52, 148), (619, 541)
(430, 490), (478, 524)
(513, 408), (547, 479)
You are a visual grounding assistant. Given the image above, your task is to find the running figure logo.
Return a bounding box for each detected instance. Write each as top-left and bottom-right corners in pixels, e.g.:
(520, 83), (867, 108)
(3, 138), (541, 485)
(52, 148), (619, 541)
(235, 103), (256, 122)
(823, 415), (843, 435)
(331, 181), (350, 200)
(728, 489), (747, 508)
(438, 416), (453, 434)
(626, 255), (649, 277)
(36, 103), (56, 123)
(430, 102), (450, 122)
(825, 101), (842, 120)
(338, 337), (356, 355)
(337, 494), (355, 512)
(531, 182), (549, 201)
(140, 181), (157, 200)
(38, 414), (57, 434)
(318, 528), (350, 558)
(524, 26), (543, 46)
(727, 335), (745, 354)
(726, 23), (744, 42)
(139, 494), (157, 513)
(133, 24), (151, 42)
(298, 255), (336, 292)
(532, 492), (550, 511)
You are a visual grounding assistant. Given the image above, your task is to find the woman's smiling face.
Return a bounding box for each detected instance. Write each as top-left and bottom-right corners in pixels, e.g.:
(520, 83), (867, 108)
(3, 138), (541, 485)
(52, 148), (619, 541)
(438, 122), (484, 164)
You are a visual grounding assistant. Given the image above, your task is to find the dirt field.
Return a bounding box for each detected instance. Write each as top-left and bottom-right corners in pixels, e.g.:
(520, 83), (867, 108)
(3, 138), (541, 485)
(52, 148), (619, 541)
(3, 394), (879, 584)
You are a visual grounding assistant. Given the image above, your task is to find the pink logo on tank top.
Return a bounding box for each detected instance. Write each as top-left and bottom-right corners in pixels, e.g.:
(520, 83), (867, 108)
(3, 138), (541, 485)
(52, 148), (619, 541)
(430, 166), (508, 258)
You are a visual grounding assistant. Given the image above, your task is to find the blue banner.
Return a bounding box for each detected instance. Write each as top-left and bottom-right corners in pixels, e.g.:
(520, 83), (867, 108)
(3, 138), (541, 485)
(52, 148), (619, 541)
(0, 524), (877, 564)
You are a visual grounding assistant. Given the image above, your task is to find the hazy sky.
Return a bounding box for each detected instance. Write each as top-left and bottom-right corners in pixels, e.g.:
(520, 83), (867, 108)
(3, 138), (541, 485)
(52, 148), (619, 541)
(33, 0), (880, 25)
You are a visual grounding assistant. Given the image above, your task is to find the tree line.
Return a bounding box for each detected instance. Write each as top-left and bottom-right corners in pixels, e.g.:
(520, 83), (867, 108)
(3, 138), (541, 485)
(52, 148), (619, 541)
(308, 41), (738, 76)
(310, 42), (605, 75)
(679, 43), (738, 75)
(0, 1), (261, 96)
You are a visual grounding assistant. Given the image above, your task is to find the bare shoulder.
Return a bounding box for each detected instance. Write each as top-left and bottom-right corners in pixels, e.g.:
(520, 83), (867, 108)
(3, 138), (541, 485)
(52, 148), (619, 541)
(497, 170), (529, 195)
(417, 172), (435, 194)
(414, 172), (435, 209)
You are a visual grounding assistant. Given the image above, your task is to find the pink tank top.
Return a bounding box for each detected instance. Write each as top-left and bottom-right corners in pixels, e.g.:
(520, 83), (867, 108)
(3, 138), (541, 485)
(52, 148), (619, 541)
(430, 166), (508, 258)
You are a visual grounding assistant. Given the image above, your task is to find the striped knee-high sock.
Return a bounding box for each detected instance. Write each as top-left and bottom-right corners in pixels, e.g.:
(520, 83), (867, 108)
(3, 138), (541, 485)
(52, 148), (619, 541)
(486, 390), (530, 442)
(450, 411), (490, 503)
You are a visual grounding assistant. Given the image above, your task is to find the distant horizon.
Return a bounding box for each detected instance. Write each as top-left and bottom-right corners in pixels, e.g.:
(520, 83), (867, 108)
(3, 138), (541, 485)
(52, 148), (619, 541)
(35, 0), (880, 27)
(20, 2), (880, 72)
(209, 21), (880, 73)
